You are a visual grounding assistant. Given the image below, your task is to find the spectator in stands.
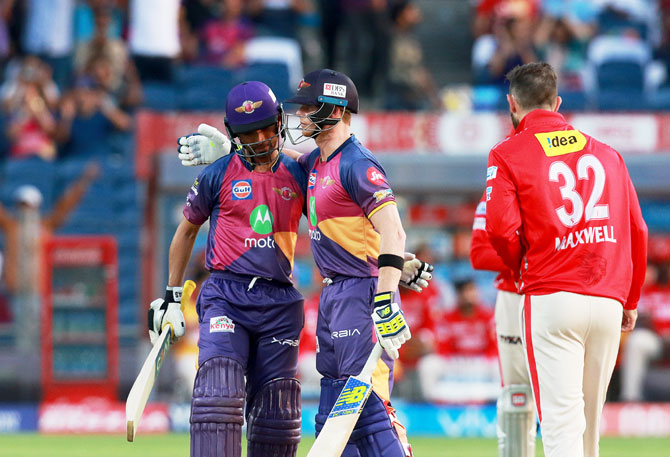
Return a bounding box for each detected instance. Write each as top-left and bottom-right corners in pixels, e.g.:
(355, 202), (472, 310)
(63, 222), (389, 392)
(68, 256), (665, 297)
(417, 278), (499, 403)
(472, 6), (538, 85)
(0, 162), (99, 351)
(199, 0), (255, 67)
(2, 56), (60, 161)
(384, 0), (440, 110)
(21, 0), (76, 89)
(75, 5), (143, 110)
(620, 261), (670, 401)
(534, 10), (595, 91)
(86, 53), (143, 110)
(129, 0), (181, 81)
(473, 0), (538, 38)
(55, 75), (132, 157)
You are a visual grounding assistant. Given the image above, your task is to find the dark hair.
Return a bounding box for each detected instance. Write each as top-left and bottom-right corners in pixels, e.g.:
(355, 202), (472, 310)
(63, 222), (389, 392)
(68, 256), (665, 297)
(506, 62), (557, 110)
(454, 278), (475, 294)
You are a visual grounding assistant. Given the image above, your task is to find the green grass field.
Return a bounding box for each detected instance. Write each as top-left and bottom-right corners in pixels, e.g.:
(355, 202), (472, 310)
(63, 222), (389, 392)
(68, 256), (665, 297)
(1, 434), (669, 457)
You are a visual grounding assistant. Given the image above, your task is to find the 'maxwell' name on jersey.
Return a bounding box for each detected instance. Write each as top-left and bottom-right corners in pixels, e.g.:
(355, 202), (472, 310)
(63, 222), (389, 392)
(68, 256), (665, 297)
(555, 225), (617, 251)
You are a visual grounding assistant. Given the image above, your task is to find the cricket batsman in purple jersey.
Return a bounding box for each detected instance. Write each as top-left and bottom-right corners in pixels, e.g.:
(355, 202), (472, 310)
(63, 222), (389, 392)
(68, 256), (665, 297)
(148, 81), (307, 457)
(175, 79), (434, 457)
(282, 68), (417, 457)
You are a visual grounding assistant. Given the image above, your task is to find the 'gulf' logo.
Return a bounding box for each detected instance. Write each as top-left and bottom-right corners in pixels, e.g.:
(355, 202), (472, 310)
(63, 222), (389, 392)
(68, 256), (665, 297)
(232, 180), (252, 200)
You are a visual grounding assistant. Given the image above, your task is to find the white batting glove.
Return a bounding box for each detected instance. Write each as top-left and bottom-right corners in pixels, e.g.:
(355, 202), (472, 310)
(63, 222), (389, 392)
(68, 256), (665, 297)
(371, 292), (411, 360)
(399, 252), (434, 293)
(148, 286), (186, 344)
(177, 123), (231, 166)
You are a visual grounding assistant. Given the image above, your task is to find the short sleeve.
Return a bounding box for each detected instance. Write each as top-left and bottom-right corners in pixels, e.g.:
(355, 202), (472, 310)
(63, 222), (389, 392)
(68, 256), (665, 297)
(342, 158), (396, 218)
(183, 170), (215, 225)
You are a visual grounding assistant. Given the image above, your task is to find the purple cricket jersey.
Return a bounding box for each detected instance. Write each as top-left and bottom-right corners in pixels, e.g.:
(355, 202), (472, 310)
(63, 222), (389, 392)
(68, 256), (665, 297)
(184, 152), (307, 283)
(298, 135), (396, 279)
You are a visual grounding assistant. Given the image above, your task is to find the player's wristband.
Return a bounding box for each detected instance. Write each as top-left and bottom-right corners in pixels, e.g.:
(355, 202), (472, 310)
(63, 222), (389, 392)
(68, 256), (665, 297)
(377, 254), (404, 271)
(373, 291), (395, 308)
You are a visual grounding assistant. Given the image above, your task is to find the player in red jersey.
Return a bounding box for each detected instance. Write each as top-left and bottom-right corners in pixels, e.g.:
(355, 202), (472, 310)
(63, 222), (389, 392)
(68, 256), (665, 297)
(471, 190), (537, 457)
(485, 62), (648, 457)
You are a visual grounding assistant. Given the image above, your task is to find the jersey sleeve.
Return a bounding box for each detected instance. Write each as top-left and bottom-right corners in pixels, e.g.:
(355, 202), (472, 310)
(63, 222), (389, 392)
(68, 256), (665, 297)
(625, 174), (649, 310)
(485, 149), (523, 272)
(183, 168), (215, 226)
(470, 192), (509, 272)
(342, 158), (396, 218)
(297, 149), (318, 172)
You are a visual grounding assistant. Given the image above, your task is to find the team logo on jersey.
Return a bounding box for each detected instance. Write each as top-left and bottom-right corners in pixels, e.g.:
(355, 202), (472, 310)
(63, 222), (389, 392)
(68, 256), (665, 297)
(323, 83), (347, 98)
(535, 130), (586, 157)
(232, 180), (252, 200)
(235, 100), (263, 114)
(309, 196), (317, 226)
(250, 204), (274, 235)
(308, 171), (317, 189)
(366, 167), (385, 185)
(320, 176), (335, 188)
(373, 189), (393, 203)
(486, 166), (497, 181)
(210, 316), (235, 333)
(273, 186), (298, 200)
(486, 186), (492, 201)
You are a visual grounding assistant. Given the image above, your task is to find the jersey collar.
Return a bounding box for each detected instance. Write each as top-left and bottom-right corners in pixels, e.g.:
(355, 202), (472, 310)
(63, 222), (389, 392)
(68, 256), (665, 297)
(515, 109), (567, 133)
(322, 134), (357, 163)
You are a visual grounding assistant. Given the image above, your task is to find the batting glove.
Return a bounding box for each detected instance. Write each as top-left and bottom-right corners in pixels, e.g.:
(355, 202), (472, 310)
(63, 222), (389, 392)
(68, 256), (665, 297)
(371, 292), (411, 360)
(177, 123), (231, 166)
(148, 286), (186, 344)
(399, 252), (434, 293)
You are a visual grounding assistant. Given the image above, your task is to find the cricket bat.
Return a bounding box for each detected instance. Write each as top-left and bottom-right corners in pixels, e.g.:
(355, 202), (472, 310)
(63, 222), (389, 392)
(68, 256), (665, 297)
(126, 280), (196, 442)
(306, 342), (384, 457)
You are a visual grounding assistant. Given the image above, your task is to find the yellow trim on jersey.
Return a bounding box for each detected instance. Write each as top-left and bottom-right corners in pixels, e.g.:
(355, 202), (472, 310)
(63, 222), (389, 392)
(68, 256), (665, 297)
(273, 231), (298, 270)
(318, 217), (381, 261)
(534, 130), (586, 157)
(371, 358), (391, 402)
(367, 200), (397, 219)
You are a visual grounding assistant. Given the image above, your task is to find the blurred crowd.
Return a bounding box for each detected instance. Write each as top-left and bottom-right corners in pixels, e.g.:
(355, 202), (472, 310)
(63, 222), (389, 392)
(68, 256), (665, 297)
(472, 0), (670, 97)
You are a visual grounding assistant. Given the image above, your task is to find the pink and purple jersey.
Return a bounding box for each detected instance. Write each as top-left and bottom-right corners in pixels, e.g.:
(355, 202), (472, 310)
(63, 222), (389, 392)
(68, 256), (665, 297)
(183, 153), (307, 283)
(298, 135), (396, 279)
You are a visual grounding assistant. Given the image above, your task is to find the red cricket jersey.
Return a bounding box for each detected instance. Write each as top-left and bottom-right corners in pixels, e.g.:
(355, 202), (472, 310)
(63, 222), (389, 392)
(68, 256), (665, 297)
(433, 304), (497, 357)
(485, 110), (648, 309)
(470, 191), (518, 293)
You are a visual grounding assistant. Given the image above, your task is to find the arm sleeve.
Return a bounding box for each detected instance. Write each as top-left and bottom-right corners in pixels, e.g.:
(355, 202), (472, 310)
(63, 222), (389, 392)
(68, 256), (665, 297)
(485, 149), (523, 272)
(625, 175), (648, 310)
(470, 194), (509, 272)
(342, 158), (396, 218)
(297, 150), (313, 172)
(183, 169), (215, 226)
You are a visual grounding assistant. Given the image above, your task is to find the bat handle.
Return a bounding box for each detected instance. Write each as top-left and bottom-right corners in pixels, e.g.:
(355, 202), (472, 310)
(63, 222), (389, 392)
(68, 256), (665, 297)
(360, 343), (383, 380)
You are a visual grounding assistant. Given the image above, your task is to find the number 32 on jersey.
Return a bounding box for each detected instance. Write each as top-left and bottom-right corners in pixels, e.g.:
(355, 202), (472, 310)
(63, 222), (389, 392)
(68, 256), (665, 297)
(549, 154), (609, 228)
